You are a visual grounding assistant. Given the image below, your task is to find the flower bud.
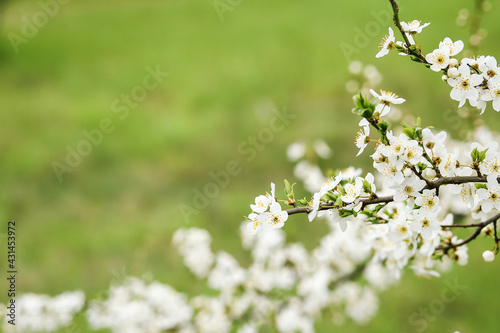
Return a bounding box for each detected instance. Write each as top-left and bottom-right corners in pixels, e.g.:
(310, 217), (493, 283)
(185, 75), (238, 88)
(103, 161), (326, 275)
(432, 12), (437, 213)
(482, 250), (495, 262)
(442, 75), (448, 82)
(424, 168), (436, 179)
(449, 58), (459, 67)
(447, 67), (459, 78)
(403, 168), (413, 177)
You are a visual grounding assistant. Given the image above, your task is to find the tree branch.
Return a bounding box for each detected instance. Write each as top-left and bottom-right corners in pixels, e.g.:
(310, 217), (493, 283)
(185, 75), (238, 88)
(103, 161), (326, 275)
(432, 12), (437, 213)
(285, 175), (489, 217)
(437, 212), (500, 252)
(388, 0), (427, 63)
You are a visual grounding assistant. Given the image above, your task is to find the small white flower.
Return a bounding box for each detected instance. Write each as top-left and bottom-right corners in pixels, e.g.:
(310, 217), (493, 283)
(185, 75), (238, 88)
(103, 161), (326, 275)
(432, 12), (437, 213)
(449, 183), (475, 208)
(250, 195), (272, 214)
(308, 192), (322, 222)
(247, 213), (263, 234)
(402, 140), (424, 165)
(388, 220), (412, 242)
(392, 174), (426, 203)
(426, 48), (450, 72)
(410, 210), (441, 240)
(370, 89), (406, 106)
(308, 174), (342, 222)
(477, 184), (500, 213)
(376, 27), (396, 58)
(438, 37), (464, 56)
(422, 128), (447, 156)
(250, 183), (276, 213)
(479, 150), (500, 177)
(355, 119), (370, 156)
(415, 189), (440, 212)
(481, 78), (500, 111)
(374, 159), (405, 185)
(472, 86), (488, 114)
(447, 64), (484, 107)
(263, 202), (288, 229)
(321, 173), (342, 194)
(400, 20), (431, 34)
(381, 132), (409, 161)
(439, 153), (457, 177)
(341, 177), (364, 205)
(479, 55), (500, 81)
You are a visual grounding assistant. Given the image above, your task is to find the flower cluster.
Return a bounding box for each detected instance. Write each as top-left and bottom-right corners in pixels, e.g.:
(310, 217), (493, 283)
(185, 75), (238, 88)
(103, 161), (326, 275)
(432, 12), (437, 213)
(87, 277), (193, 333)
(248, 183), (289, 233)
(249, 85), (500, 274)
(377, 17), (500, 113)
(172, 228), (214, 278)
(1, 291), (85, 332)
(236, 5), (500, 331)
(77, 221), (398, 332)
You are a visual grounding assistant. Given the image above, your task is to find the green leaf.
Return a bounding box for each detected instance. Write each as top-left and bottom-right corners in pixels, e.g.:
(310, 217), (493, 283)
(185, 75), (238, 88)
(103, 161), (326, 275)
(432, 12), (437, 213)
(353, 94), (365, 109)
(479, 149), (488, 162)
(373, 204), (384, 214)
(325, 192), (337, 201)
(362, 180), (372, 192)
(402, 127), (415, 139)
(337, 184), (346, 195)
(351, 107), (364, 116)
(417, 162), (427, 171)
(361, 108), (373, 118)
(298, 198), (309, 206)
(378, 121), (389, 132)
(415, 128), (423, 141)
(339, 209), (354, 218)
(410, 55), (421, 62)
(408, 45), (418, 52)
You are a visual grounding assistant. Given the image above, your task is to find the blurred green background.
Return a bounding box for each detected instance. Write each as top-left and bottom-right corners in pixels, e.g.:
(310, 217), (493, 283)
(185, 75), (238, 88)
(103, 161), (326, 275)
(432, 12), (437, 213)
(1, 0), (500, 332)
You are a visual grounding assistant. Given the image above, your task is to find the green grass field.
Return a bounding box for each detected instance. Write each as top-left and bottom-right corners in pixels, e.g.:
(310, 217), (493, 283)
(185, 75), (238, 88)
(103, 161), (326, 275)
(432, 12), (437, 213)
(1, 0), (500, 331)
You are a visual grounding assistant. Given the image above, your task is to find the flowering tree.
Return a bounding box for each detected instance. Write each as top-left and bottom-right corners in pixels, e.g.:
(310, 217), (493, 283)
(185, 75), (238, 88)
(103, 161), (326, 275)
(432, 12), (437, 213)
(2, 0), (498, 332)
(249, 0), (500, 260)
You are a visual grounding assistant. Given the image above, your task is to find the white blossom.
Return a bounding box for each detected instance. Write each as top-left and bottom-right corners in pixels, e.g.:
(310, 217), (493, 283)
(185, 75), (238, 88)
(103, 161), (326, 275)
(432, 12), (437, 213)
(376, 27), (396, 58)
(447, 63), (483, 107)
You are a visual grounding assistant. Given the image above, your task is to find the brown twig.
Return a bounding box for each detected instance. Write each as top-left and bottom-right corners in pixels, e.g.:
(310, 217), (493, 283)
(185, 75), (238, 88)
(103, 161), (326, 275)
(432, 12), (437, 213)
(437, 212), (500, 252)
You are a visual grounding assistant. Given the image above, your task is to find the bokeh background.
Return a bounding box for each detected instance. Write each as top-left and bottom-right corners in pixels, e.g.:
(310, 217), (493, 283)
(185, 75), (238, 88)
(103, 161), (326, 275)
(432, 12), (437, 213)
(1, 0), (500, 331)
